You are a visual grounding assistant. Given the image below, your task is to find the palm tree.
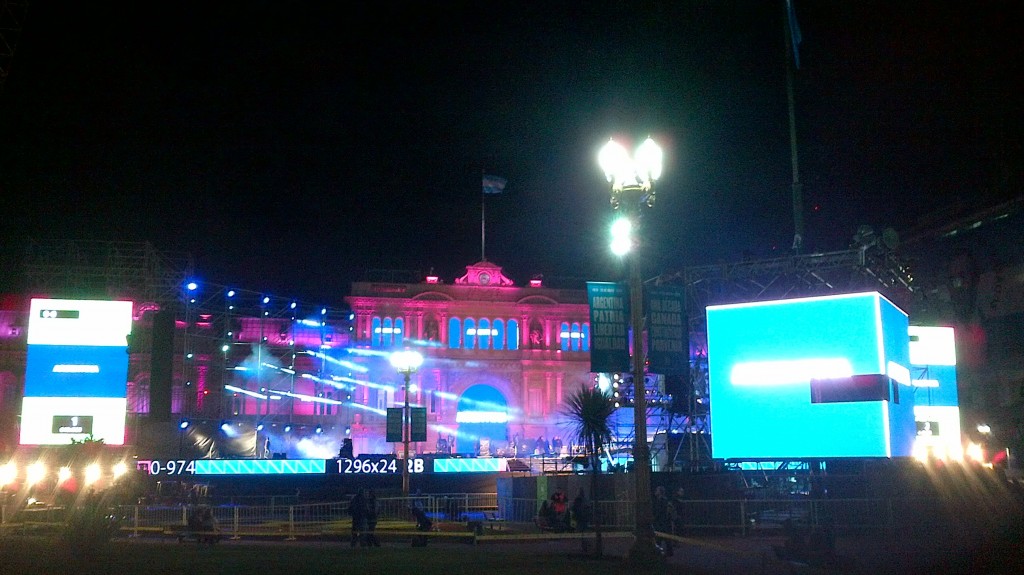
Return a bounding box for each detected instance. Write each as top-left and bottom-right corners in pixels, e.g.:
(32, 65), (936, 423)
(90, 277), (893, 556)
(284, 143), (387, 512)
(562, 384), (615, 557)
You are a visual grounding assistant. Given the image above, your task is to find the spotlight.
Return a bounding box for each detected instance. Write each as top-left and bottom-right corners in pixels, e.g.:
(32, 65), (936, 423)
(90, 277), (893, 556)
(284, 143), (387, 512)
(315, 425), (323, 434)
(290, 302), (297, 310)
(345, 426), (351, 436)
(179, 419), (190, 430)
(112, 462), (128, 480)
(321, 308), (328, 315)
(84, 463), (101, 486)
(186, 282), (198, 291)
(256, 422), (265, 431)
(263, 296), (271, 305)
(284, 424), (292, 433)
(227, 290), (236, 298)
(220, 420), (230, 432)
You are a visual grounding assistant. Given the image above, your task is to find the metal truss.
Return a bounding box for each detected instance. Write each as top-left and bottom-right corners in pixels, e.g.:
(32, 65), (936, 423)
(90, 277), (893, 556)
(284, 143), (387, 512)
(23, 239), (194, 304)
(657, 245), (914, 332)
(649, 245), (915, 470)
(0, 0), (29, 94)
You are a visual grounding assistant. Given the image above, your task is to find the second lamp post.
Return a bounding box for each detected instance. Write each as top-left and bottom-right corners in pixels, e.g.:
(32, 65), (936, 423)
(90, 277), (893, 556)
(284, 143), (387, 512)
(599, 136), (663, 563)
(390, 349), (424, 496)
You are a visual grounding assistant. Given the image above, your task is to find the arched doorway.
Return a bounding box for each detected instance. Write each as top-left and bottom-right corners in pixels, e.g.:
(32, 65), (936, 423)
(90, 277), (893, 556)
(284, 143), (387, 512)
(455, 384), (508, 456)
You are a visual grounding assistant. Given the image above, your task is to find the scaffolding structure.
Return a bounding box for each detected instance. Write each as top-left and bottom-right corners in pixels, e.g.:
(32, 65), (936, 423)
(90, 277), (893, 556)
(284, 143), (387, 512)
(23, 239), (194, 304)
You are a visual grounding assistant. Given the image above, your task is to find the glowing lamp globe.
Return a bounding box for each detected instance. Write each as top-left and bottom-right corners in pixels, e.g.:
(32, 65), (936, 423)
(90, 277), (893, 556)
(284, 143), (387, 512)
(390, 350), (424, 373)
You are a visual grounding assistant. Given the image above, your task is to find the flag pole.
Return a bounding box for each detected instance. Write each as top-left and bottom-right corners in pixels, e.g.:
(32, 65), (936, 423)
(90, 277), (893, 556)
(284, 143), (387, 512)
(785, 0), (804, 253)
(481, 172), (487, 261)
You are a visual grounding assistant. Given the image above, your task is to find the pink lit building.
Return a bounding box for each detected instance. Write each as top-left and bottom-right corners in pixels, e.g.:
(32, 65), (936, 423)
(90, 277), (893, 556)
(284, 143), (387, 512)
(343, 260), (594, 457)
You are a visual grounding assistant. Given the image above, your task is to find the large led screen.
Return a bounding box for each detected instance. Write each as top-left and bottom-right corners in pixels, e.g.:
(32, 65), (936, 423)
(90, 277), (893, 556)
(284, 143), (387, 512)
(20, 298), (134, 445)
(909, 326), (962, 459)
(707, 292), (914, 460)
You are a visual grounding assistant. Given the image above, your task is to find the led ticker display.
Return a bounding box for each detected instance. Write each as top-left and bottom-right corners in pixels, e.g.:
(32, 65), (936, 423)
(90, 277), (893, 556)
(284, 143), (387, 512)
(20, 299), (134, 446)
(707, 292), (914, 460)
(137, 457), (439, 475)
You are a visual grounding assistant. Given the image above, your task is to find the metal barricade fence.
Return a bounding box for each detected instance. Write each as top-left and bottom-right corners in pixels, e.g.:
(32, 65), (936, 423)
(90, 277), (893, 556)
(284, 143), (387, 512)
(29, 496), (1008, 539)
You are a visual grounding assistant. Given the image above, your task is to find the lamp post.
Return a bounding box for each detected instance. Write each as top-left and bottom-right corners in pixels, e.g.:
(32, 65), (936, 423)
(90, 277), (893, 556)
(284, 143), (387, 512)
(390, 349), (424, 496)
(599, 136), (663, 563)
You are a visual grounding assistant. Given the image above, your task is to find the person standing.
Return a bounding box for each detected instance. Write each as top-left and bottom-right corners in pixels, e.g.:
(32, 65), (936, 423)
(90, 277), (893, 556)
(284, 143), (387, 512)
(670, 487), (686, 539)
(364, 489), (381, 547)
(571, 488), (592, 553)
(349, 488), (367, 547)
(571, 488), (590, 532)
(653, 486), (674, 556)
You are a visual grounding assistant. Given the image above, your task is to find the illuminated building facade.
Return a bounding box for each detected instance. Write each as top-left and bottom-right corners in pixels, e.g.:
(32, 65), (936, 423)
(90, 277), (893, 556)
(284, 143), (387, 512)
(344, 260), (594, 457)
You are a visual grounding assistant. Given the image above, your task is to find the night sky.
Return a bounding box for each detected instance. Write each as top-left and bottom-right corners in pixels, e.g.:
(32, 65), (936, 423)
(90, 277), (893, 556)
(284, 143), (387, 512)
(1, 1), (1020, 306)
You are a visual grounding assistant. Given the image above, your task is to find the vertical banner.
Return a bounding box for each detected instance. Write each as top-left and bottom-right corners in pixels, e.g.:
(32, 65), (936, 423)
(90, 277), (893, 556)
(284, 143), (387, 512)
(587, 282), (630, 373)
(645, 284), (688, 375)
(411, 407), (427, 442)
(386, 407), (403, 443)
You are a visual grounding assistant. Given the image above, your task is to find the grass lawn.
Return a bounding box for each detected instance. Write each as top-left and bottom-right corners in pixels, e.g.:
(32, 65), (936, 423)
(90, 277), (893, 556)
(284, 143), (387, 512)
(0, 536), (646, 575)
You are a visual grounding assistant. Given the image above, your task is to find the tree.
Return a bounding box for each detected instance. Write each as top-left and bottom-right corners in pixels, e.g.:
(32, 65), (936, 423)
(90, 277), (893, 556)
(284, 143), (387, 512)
(562, 384), (615, 557)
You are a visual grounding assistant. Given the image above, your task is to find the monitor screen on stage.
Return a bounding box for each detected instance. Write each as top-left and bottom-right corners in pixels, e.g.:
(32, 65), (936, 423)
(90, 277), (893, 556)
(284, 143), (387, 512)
(20, 298), (133, 445)
(707, 292), (914, 460)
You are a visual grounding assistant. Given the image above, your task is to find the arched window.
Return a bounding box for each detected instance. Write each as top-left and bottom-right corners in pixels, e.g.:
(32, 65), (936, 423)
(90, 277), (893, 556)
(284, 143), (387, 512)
(393, 317), (404, 347)
(560, 322), (571, 351)
(448, 317), (461, 349)
(371, 317), (383, 347)
(493, 319), (505, 350)
(582, 323), (590, 352)
(478, 318), (491, 349)
(464, 318), (477, 350)
(507, 319), (519, 350)
(382, 317), (393, 347)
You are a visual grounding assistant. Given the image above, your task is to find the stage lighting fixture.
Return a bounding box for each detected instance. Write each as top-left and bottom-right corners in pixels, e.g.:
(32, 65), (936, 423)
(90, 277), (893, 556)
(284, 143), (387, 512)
(290, 302), (297, 309)
(263, 296), (271, 305)
(220, 420), (230, 432)
(322, 308), (328, 315)
(26, 462), (46, 485)
(315, 425), (323, 434)
(227, 290), (236, 298)
(284, 424), (292, 432)
(179, 419), (190, 429)
(186, 282), (198, 291)
(0, 462), (16, 487)
(256, 422), (265, 431)
(84, 463), (101, 486)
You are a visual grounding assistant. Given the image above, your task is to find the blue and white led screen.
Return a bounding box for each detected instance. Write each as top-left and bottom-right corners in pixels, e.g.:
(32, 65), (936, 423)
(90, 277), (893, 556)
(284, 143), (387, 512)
(20, 298), (134, 445)
(707, 292), (914, 460)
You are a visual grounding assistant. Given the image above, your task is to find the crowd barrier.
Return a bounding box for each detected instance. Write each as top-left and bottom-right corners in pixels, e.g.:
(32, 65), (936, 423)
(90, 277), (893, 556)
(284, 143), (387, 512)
(1, 494), (1015, 541)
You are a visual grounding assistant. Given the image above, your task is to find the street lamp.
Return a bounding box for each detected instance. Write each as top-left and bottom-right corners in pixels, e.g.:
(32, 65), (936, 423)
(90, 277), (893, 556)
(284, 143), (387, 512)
(599, 136), (663, 563)
(390, 349), (424, 496)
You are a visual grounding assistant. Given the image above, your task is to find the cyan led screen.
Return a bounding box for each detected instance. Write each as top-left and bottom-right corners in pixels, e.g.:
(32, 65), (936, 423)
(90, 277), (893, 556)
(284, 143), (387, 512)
(707, 292), (913, 459)
(20, 298), (133, 445)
